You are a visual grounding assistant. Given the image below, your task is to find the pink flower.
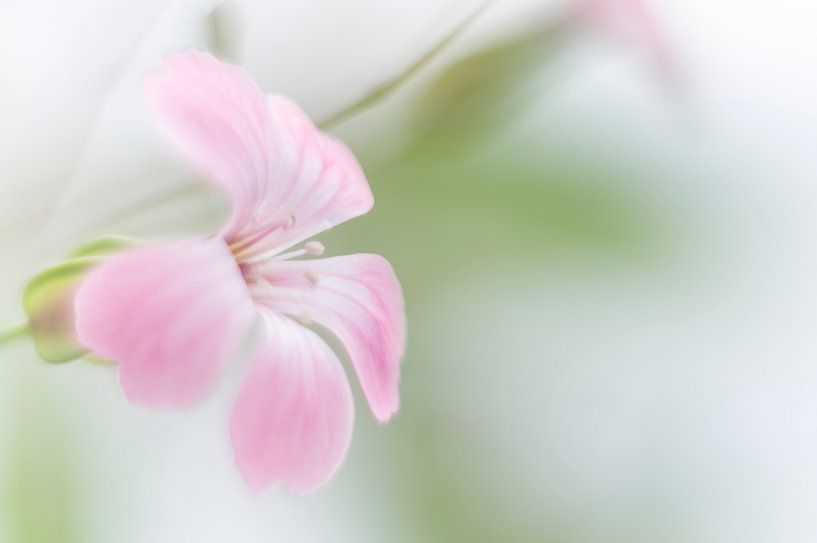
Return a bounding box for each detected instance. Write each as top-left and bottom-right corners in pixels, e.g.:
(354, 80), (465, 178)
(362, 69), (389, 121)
(577, 0), (676, 86)
(74, 50), (406, 494)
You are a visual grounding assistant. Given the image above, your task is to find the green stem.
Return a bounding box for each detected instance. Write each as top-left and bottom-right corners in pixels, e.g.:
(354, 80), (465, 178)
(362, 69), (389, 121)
(0, 320), (29, 346)
(317, 0), (495, 129)
(87, 181), (200, 234)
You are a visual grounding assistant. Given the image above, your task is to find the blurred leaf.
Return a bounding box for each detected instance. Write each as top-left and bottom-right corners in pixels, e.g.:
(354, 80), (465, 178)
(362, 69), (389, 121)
(329, 153), (663, 295)
(3, 368), (82, 543)
(390, 421), (576, 543)
(412, 13), (578, 151)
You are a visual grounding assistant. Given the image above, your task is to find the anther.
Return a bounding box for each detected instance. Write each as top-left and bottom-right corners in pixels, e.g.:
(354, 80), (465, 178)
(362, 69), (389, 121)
(304, 241), (325, 255)
(304, 270), (319, 285)
(298, 311), (313, 325)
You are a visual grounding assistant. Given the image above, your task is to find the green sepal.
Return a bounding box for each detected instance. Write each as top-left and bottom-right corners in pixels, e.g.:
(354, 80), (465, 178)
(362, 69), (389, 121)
(22, 236), (137, 363)
(66, 235), (138, 259)
(22, 257), (99, 363)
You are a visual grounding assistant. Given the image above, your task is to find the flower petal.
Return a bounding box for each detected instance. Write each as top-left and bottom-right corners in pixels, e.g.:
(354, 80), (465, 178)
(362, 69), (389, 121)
(231, 311), (354, 494)
(253, 254), (405, 423)
(242, 94), (374, 257)
(145, 50), (373, 253)
(74, 238), (256, 407)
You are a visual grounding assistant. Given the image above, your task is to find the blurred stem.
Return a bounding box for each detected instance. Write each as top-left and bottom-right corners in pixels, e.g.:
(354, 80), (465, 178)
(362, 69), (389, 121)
(87, 181), (200, 233)
(0, 320), (29, 346)
(318, 0), (495, 129)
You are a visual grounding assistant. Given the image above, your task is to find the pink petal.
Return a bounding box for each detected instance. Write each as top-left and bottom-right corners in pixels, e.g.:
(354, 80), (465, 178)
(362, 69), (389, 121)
(145, 50), (373, 253)
(74, 239), (256, 407)
(231, 311), (354, 494)
(244, 95), (374, 257)
(252, 254), (405, 423)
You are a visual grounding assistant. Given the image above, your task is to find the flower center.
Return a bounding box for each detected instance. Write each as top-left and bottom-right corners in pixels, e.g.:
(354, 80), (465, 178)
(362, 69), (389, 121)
(228, 214), (325, 323)
(234, 237), (324, 289)
(228, 214), (296, 262)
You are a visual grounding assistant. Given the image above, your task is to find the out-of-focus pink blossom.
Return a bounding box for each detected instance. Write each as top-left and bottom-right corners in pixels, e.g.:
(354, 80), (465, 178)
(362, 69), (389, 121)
(74, 50), (406, 494)
(576, 0), (677, 86)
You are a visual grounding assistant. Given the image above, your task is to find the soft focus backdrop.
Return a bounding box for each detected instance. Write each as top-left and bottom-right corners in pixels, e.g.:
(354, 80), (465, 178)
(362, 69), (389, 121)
(2, 0), (817, 542)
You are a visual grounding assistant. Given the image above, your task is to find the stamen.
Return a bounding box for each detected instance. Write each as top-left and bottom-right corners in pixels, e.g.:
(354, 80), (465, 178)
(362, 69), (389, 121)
(304, 241), (325, 255)
(245, 274), (276, 300)
(297, 311), (313, 325)
(243, 240), (327, 265)
(230, 217), (291, 258)
(304, 270), (319, 285)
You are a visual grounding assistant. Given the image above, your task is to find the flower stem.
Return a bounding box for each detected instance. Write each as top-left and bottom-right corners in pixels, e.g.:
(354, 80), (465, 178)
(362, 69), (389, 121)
(87, 181), (201, 234)
(317, 0), (495, 129)
(0, 319), (29, 347)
